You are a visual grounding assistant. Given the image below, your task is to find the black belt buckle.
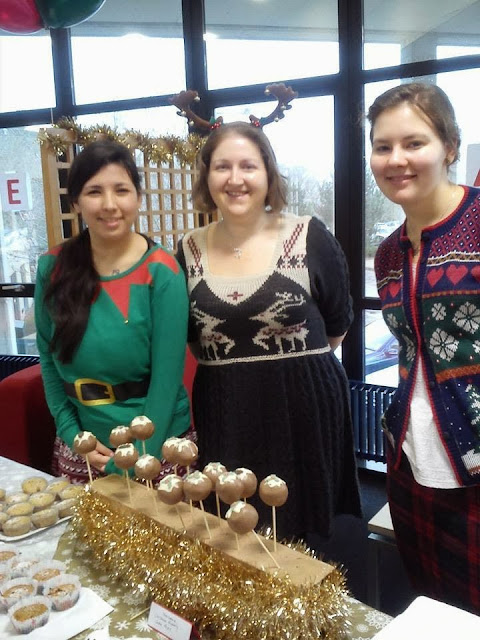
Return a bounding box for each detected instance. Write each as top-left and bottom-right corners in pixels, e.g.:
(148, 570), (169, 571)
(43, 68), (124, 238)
(74, 378), (116, 406)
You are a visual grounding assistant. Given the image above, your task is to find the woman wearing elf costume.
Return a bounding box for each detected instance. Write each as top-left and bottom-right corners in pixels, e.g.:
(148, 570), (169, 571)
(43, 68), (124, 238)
(369, 82), (480, 614)
(35, 140), (191, 483)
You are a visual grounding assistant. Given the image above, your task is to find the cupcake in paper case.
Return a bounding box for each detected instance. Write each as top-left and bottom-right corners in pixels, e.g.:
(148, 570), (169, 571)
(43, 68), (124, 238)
(0, 577), (38, 609)
(0, 562), (12, 587)
(0, 545), (20, 564)
(8, 595), (51, 634)
(11, 557), (40, 579)
(44, 573), (81, 611)
(29, 560), (66, 592)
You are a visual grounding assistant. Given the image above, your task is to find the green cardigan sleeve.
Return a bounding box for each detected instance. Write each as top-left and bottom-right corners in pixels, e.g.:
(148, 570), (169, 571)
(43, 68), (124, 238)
(34, 253), (82, 449)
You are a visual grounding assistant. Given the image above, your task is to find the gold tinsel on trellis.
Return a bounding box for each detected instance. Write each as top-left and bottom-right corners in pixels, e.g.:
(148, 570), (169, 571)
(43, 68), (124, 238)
(37, 117), (205, 166)
(73, 490), (352, 640)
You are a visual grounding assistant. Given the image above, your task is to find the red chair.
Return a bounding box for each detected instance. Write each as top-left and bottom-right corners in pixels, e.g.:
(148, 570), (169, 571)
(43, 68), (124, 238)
(0, 349), (197, 473)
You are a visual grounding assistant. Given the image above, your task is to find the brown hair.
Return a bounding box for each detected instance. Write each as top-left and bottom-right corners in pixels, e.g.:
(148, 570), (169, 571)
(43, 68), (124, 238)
(367, 82), (461, 164)
(192, 121), (288, 213)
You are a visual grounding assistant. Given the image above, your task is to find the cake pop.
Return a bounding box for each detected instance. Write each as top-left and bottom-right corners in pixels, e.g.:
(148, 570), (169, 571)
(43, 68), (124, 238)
(235, 468), (258, 499)
(225, 501), (259, 534)
(161, 437), (181, 465)
(157, 474), (186, 529)
(114, 443), (139, 470)
(183, 471), (213, 538)
(134, 455), (161, 482)
(175, 439), (198, 469)
(216, 472), (244, 505)
(204, 462), (227, 522)
(109, 426), (132, 448)
(129, 416), (155, 454)
(73, 431), (97, 484)
(259, 474), (288, 552)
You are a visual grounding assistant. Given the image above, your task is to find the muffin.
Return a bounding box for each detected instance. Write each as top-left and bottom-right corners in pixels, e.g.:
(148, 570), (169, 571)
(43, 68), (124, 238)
(8, 595), (51, 634)
(29, 492), (56, 512)
(0, 577), (38, 608)
(21, 476), (48, 495)
(11, 558), (39, 579)
(57, 498), (77, 519)
(44, 573), (81, 610)
(0, 488), (6, 501)
(59, 485), (84, 501)
(45, 478), (71, 497)
(0, 546), (19, 563)
(5, 492), (28, 506)
(29, 560), (66, 591)
(6, 502), (34, 518)
(0, 512), (8, 529)
(2, 516), (31, 537)
(0, 563), (11, 585)
(31, 507), (58, 529)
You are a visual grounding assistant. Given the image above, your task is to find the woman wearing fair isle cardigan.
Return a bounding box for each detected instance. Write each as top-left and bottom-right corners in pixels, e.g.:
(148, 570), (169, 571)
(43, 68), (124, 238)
(369, 82), (480, 615)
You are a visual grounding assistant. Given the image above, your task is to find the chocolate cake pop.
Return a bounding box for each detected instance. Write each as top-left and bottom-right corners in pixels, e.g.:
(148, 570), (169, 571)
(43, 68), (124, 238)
(183, 471), (212, 502)
(161, 437), (181, 463)
(134, 455), (161, 481)
(175, 439), (198, 468)
(157, 475), (184, 505)
(73, 431), (97, 455)
(203, 462), (227, 484)
(129, 415), (155, 440)
(216, 472), (244, 505)
(226, 501), (259, 535)
(259, 474), (288, 507)
(109, 426), (132, 448)
(113, 443), (139, 470)
(235, 468), (258, 499)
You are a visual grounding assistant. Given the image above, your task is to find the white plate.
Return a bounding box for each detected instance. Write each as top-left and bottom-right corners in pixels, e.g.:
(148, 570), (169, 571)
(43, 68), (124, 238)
(0, 515), (72, 543)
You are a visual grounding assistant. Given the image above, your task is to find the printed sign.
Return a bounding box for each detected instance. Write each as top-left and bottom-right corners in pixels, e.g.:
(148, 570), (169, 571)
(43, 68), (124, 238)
(0, 172), (33, 211)
(148, 601), (198, 640)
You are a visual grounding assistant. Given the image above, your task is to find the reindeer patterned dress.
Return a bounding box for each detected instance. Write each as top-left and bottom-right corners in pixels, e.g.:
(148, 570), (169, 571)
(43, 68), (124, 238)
(177, 214), (362, 538)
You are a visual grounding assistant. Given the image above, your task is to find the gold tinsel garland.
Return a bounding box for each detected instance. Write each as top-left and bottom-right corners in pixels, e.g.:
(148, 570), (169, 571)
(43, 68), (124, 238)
(37, 117), (205, 166)
(73, 490), (351, 640)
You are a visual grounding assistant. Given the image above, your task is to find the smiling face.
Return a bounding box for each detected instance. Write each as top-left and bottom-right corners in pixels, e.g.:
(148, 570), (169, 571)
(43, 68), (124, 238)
(207, 134), (269, 221)
(370, 102), (454, 211)
(73, 163), (141, 244)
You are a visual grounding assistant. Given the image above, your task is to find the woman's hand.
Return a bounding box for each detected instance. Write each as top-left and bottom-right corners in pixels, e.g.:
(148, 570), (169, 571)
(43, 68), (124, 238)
(85, 441), (114, 472)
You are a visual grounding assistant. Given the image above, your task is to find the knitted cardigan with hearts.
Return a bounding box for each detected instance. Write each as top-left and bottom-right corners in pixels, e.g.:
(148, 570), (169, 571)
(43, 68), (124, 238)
(374, 185), (480, 486)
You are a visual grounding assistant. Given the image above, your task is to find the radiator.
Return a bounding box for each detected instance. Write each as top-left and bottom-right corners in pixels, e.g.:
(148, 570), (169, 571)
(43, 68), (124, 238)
(0, 355), (40, 381)
(349, 381), (396, 463)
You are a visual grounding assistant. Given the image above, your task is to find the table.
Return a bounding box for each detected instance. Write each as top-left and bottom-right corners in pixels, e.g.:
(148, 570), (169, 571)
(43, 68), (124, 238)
(1, 456), (393, 639)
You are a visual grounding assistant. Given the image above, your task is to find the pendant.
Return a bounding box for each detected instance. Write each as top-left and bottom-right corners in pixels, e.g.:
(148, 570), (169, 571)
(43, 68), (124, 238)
(233, 248), (242, 259)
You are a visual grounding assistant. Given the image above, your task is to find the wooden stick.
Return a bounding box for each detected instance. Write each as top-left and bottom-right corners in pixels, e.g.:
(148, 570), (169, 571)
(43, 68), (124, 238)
(199, 501), (212, 539)
(175, 504), (187, 529)
(142, 441), (146, 456)
(235, 532), (240, 550)
(148, 480), (160, 516)
(85, 457), (94, 485)
(129, 605), (150, 621)
(215, 493), (222, 524)
(125, 471), (133, 506)
(252, 531), (281, 569)
(272, 505), (277, 552)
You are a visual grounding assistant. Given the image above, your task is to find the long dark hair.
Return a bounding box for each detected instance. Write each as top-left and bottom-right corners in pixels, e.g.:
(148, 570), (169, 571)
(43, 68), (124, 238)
(43, 140), (141, 363)
(192, 121), (288, 214)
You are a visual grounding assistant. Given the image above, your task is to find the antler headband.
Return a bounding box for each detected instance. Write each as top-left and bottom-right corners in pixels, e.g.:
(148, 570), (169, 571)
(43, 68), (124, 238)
(169, 83), (298, 134)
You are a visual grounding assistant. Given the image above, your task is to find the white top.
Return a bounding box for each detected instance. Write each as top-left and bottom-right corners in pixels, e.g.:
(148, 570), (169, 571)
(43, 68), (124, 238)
(402, 263), (460, 489)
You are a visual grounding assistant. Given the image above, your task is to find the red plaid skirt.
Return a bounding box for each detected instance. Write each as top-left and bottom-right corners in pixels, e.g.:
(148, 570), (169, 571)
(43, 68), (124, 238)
(387, 448), (480, 615)
(51, 425), (197, 486)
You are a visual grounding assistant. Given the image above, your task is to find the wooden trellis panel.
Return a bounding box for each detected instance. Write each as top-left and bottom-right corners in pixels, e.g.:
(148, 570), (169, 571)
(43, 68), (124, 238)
(39, 128), (217, 252)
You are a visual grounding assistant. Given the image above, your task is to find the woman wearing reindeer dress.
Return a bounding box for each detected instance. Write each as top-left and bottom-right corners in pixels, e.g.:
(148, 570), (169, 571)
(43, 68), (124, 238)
(177, 122), (361, 540)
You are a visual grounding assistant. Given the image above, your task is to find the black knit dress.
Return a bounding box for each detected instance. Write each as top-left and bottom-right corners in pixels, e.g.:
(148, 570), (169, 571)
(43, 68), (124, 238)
(177, 214), (362, 539)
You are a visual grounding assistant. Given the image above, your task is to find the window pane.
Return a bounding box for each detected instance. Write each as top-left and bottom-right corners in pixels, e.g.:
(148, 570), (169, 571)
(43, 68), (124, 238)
(364, 0), (480, 69)
(205, 0), (338, 89)
(365, 310), (399, 386)
(0, 297), (37, 356)
(70, 1), (185, 104)
(216, 96), (335, 230)
(0, 126), (49, 280)
(76, 105), (188, 137)
(0, 35), (54, 113)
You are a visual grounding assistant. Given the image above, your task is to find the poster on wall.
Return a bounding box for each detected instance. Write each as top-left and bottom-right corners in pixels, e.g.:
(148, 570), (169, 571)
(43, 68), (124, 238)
(0, 172), (33, 212)
(466, 144), (480, 187)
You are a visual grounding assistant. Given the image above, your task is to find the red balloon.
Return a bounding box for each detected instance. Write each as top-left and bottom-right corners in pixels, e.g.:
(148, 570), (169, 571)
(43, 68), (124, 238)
(0, 0), (43, 34)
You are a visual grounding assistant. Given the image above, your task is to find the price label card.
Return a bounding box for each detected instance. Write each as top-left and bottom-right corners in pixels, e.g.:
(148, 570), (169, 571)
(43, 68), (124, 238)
(147, 601), (195, 640)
